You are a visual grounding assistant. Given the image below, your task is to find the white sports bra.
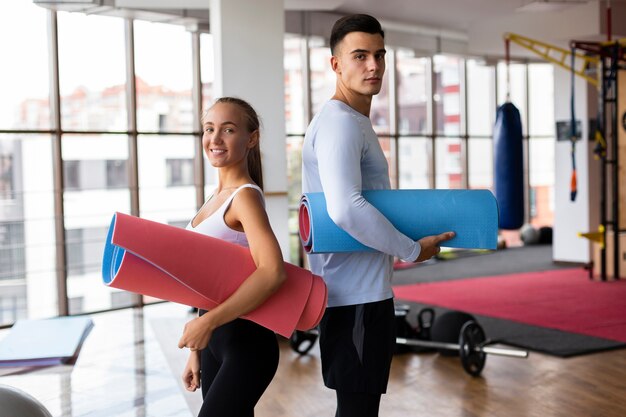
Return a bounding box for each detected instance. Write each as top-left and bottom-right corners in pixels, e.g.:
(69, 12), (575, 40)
(186, 184), (264, 248)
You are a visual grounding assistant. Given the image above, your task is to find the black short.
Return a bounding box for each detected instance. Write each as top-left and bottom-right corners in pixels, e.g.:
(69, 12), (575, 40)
(318, 298), (396, 394)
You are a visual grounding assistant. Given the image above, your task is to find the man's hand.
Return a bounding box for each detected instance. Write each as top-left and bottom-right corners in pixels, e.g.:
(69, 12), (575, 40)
(414, 231), (455, 263)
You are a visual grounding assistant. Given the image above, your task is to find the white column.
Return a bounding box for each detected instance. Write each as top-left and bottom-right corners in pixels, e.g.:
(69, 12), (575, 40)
(210, 0), (289, 258)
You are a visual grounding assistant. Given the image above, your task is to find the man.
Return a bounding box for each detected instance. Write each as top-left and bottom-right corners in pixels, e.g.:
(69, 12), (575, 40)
(301, 14), (455, 417)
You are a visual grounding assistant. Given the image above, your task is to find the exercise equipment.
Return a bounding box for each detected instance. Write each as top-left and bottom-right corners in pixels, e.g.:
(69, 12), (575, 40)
(429, 310), (477, 356)
(102, 212), (327, 338)
(397, 320), (528, 377)
(289, 308), (529, 377)
(569, 44), (579, 202)
(538, 226), (553, 244)
(395, 305), (436, 354)
(299, 189), (499, 254)
(0, 385), (52, 417)
(505, 31), (625, 280)
(520, 223), (540, 245)
(493, 102), (525, 230)
(289, 305), (436, 356)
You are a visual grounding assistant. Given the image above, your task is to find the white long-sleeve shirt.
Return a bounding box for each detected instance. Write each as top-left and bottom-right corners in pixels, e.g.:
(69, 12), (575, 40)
(302, 100), (421, 307)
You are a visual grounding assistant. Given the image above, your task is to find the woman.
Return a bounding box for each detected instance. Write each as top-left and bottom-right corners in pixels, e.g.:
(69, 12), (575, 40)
(178, 97), (286, 417)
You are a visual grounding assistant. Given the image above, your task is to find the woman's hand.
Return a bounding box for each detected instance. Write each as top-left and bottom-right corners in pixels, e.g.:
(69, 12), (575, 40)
(178, 314), (216, 351)
(181, 350), (201, 392)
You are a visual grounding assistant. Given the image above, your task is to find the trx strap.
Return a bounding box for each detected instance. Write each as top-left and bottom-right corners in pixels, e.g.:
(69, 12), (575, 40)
(570, 46), (578, 202)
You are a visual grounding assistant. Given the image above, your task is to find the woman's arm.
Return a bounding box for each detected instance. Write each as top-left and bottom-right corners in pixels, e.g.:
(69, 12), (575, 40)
(181, 350), (201, 392)
(178, 188), (286, 351)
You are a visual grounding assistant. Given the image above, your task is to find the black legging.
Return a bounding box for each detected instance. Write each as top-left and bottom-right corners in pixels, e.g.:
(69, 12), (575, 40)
(335, 391), (382, 417)
(198, 317), (279, 417)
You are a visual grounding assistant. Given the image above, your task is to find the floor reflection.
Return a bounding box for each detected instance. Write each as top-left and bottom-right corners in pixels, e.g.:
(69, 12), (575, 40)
(0, 303), (192, 417)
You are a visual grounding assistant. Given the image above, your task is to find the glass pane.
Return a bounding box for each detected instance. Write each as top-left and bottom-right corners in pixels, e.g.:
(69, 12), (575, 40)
(435, 138), (463, 189)
(309, 39), (335, 116)
(434, 55), (462, 135)
(62, 134), (131, 313)
(467, 59), (496, 137)
(200, 33), (215, 112)
(497, 62), (527, 133)
(468, 138), (493, 189)
(529, 64), (555, 136)
(285, 36), (306, 135)
(287, 136), (304, 207)
(0, 1), (50, 130)
(378, 137), (397, 188)
(287, 136), (304, 265)
(529, 137), (555, 226)
(58, 12), (126, 132)
(135, 21), (193, 133)
(398, 137), (431, 189)
(1, 134), (57, 325)
(138, 135), (197, 223)
(397, 50), (429, 135)
(371, 74), (390, 135)
(203, 160), (219, 198)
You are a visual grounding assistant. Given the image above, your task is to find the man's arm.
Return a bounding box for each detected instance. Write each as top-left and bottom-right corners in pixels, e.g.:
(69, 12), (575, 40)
(314, 114), (421, 261)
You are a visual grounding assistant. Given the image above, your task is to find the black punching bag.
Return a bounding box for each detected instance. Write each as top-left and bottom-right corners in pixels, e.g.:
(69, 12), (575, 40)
(493, 102), (524, 230)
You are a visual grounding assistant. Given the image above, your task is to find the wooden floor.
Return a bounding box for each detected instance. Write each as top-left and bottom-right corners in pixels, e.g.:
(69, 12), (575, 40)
(261, 336), (626, 417)
(2, 302), (625, 417)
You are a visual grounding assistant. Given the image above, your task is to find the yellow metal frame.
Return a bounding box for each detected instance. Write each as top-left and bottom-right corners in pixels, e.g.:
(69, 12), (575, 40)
(504, 32), (600, 86)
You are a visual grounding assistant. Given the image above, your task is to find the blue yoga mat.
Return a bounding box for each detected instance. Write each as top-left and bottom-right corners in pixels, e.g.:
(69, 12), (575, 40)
(299, 189), (499, 253)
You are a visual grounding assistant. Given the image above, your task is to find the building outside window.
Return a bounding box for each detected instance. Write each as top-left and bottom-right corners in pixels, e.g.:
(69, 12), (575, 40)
(166, 158), (194, 187)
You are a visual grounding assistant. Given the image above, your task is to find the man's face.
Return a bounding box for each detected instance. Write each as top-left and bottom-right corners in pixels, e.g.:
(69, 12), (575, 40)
(332, 31), (386, 98)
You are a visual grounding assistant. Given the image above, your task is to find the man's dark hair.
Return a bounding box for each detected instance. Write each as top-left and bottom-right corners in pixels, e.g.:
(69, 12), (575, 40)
(330, 14), (384, 55)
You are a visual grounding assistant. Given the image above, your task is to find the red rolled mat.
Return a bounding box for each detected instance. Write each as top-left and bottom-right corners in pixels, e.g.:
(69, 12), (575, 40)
(102, 212), (327, 337)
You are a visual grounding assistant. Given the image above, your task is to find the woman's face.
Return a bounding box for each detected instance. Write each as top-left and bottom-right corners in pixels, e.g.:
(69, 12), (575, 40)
(202, 102), (257, 169)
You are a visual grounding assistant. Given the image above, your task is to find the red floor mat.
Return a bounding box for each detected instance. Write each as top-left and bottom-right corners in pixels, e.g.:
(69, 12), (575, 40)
(393, 268), (626, 343)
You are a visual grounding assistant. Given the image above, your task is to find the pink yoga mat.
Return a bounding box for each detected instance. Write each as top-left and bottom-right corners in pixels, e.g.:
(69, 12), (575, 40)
(102, 212), (327, 338)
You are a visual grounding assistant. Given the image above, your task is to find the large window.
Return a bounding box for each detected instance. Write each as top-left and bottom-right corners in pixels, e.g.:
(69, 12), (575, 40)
(309, 38), (335, 116)
(139, 135), (196, 224)
(528, 64), (555, 227)
(287, 136), (305, 265)
(63, 158), (129, 191)
(0, 0), (50, 131)
(398, 138), (432, 189)
(397, 51), (430, 135)
(497, 62), (528, 131)
(0, 221), (25, 281)
(0, 153), (15, 200)
(58, 12), (127, 132)
(135, 21), (194, 133)
(166, 158), (194, 187)
(0, 1), (559, 324)
(200, 33), (215, 111)
(371, 74), (391, 135)
(0, 134), (57, 324)
(467, 59), (496, 190)
(285, 36), (307, 135)
(435, 138), (463, 189)
(467, 59), (496, 137)
(63, 135), (131, 313)
(434, 55), (462, 136)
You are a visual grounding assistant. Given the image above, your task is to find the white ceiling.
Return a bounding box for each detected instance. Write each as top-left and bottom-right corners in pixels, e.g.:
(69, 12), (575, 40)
(332, 0), (536, 31)
(287, 0), (624, 32)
